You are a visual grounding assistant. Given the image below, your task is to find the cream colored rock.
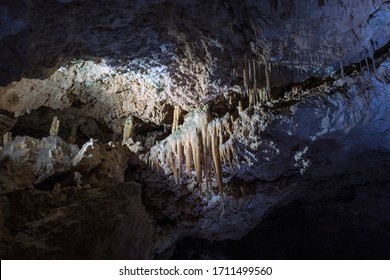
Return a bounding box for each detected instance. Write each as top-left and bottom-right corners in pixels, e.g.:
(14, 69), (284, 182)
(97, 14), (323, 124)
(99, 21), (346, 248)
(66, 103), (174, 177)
(122, 115), (134, 145)
(2, 132), (12, 146)
(49, 116), (60, 136)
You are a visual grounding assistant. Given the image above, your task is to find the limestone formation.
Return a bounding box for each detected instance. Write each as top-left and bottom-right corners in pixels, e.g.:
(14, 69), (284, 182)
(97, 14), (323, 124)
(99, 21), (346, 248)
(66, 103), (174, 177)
(1, 0), (390, 260)
(2, 132), (12, 146)
(150, 106), (236, 194)
(172, 105), (181, 132)
(122, 115), (134, 145)
(49, 116), (60, 136)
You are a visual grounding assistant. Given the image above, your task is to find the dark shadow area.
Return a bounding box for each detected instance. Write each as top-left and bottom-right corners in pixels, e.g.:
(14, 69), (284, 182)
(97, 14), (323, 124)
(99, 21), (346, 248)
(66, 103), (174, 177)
(33, 172), (72, 191)
(11, 106), (116, 145)
(0, 0), (160, 86)
(171, 185), (390, 260)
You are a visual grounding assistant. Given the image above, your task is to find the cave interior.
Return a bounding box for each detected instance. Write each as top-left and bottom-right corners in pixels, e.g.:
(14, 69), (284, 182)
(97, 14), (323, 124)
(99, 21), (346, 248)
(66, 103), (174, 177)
(1, 0), (390, 260)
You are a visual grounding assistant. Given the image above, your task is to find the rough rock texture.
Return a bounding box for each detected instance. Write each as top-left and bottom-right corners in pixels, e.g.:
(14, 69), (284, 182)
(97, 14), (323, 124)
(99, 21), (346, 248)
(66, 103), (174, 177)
(0, 136), (152, 259)
(1, 0), (390, 259)
(1, 182), (153, 259)
(1, 0), (390, 85)
(141, 59), (390, 257)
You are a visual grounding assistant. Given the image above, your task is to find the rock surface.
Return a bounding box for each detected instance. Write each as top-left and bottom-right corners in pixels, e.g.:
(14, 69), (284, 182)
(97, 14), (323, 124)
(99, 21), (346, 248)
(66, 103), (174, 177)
(1, 0), (390, 259)
(1, 182), (153, 259)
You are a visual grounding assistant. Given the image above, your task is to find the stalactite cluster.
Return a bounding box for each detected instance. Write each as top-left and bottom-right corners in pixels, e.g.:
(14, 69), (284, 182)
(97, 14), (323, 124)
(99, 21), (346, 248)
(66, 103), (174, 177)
(149, 106), (236, 195)
(239, 56), (271, 105)
(231, 50), (273, 109)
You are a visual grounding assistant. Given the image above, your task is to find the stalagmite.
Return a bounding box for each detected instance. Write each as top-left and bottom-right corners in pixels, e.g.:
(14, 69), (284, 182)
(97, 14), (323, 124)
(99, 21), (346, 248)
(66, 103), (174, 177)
(238, 101), (243, 113)
(249, 89), (254, 106)
(3, 132), (12, 146)
(49, 116), (60, 136)
(122, 115), (134, 145)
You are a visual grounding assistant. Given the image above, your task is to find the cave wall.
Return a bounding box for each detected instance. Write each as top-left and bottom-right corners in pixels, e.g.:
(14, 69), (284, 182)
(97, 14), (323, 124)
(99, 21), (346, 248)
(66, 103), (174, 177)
(1, 0), (390, 259)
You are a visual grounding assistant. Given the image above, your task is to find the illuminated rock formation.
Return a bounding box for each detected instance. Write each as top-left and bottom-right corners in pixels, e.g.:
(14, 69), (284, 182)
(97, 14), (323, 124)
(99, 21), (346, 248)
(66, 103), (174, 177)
(1, 0), (390, 260)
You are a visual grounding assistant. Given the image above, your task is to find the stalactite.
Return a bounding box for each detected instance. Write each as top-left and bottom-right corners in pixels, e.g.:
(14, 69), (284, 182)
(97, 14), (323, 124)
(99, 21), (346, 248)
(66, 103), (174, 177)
(221, 113), (235, 170)
(253, 89), (260, 106)
(254, 88), (259, 106)
(248, 58), (252, 83)
(264, 59), (271, 100)
(222, 113), (233, 135)
(257, 88), (263, 106)
(122, 115), (134, 145)
(199, 111), (211, 190)
(249, 89), (254, 106)
(243, 67), (248, 96)
(208, 118), (223, 196)
(169, 139), (179, 184)
(177, 137), (183, 180)
(187, 129), (199, 184)
(49, 116), (60, 136)
(149, 106), (235, 197)
(220, 137), (235, 170)
(172, 105), (181, 132)
(256, 87), (268, 104)
(365, 57), (370, 72)
(368, 44), (377, 75)
(253, 59), (257, 92)
(340, 61), (345, 78)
